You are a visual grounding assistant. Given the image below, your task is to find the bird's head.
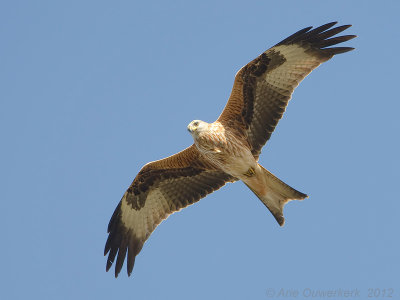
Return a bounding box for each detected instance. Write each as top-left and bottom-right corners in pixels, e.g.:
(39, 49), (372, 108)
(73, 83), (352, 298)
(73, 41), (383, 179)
(187, 120), (208, 137)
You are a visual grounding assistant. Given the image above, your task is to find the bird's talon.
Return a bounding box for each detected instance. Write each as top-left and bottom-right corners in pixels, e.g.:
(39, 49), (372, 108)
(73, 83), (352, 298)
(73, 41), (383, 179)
(243, 167), (255, 177)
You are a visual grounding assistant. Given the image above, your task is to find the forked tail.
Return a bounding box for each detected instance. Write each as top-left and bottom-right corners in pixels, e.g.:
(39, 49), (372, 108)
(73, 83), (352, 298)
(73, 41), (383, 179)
(244, 164), (308, 226)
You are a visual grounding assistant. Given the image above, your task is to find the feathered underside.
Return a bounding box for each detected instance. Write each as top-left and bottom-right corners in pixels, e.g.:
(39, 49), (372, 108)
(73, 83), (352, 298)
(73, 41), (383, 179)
(105, 22), (355, 277)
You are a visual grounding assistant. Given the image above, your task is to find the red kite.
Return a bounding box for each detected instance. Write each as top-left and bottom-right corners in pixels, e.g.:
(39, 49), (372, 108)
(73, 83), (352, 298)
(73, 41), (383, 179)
(105, 22), (355, 277)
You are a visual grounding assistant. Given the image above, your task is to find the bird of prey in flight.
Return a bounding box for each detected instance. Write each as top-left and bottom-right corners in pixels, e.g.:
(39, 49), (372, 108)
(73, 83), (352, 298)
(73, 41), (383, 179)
(104, 22), (356, 277)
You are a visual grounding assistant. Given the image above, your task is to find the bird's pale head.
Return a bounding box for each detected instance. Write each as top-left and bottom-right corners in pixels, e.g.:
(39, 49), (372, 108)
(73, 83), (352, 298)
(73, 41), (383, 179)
(187, 120), (208, 137)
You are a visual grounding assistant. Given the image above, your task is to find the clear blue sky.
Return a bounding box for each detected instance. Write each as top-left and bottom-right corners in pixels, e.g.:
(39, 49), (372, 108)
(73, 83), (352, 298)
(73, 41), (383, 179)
(1, 1), (399, 299)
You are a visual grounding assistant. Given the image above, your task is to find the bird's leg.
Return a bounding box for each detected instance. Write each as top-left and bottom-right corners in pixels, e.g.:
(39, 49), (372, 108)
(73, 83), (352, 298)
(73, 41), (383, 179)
(243, 167), (256, 177)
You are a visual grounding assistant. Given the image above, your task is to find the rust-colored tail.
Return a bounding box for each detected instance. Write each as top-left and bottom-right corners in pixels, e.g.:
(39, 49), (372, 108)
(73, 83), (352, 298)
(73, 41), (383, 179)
(244, 164), (308, 226)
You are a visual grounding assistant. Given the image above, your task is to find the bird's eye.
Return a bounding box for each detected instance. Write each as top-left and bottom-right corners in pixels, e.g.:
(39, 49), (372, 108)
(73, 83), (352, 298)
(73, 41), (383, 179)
(193, 121), (199, 127)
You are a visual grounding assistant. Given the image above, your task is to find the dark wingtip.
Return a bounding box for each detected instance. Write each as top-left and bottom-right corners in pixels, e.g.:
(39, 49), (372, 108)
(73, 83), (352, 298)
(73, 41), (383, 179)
(323, 47), (355, 55)
(324, 21), (338, 25)
(106, 256), (114, 272)
(104, 235), (112, 256)
(276, 26), (312, 46)
(115, 244), (127, 278)
(127, 244), (137, 276)
(340, 24), (352, 29)
(300, 22), (338, 40)
(127, 263), (134, 277)
(105, 219), (143, 277)
(276, 22), (356, 54)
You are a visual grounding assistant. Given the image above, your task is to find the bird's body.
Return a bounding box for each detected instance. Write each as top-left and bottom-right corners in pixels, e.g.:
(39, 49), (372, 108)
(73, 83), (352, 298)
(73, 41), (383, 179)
(189, 120), (255, 178)
(104, 22), (356, 277)
(188, 119), (306, 225)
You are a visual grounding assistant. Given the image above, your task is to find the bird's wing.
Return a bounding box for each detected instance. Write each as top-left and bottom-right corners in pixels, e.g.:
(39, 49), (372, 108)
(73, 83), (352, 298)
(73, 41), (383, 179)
(217, 22), (356, 158)
(104, 144), (235, 277)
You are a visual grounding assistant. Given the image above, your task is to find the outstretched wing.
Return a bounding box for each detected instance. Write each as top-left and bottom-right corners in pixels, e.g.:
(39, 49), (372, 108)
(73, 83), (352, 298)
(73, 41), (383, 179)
(217, 22), (356, 158)
(104, 145), (235, 277)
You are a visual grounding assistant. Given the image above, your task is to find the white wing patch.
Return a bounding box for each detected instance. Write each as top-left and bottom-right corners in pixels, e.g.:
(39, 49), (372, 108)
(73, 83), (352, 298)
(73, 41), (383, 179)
(265, 45), (322, 91)
(120, 183), (192, 242)
(120, 189), (170, 241)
